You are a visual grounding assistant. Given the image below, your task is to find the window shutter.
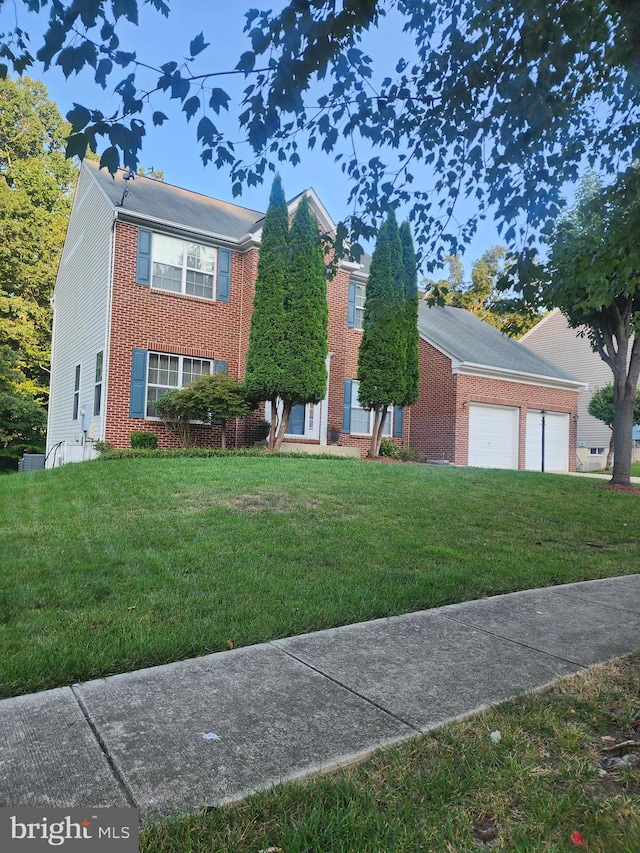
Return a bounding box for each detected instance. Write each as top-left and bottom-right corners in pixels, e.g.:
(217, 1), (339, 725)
(214, 360), (228, 374)
(343, 379), (353, 433)
(129, 349), (147, 418)
(347, 280), (356, 327)
(136, 228), (152, 285)
(393, 406), (404, 438)
(217, 249), (230, 301)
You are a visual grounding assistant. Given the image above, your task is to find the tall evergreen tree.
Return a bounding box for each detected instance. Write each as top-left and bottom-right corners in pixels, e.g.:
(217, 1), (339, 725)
(357, 209), (406, 457)
(399, 221), (419, 408)
(272, 193), (328, 450)
(244, 174), (289, 450)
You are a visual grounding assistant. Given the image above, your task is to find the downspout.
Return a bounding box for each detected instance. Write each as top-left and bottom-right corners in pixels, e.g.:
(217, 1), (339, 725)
(103, 210), (118, 444)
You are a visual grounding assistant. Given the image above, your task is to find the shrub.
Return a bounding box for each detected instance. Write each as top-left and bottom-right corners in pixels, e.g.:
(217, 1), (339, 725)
(399, 447), (426, 463)
(93, 440), (114, 454)
(378, 438), (399, 458)
(130, 431), (158, 449)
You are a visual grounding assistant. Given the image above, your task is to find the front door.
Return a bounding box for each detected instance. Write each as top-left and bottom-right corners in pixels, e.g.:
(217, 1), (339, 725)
(286, 402), (320, 440)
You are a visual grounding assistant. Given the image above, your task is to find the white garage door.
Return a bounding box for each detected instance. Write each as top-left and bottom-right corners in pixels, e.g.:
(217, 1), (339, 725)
(525, 410), (570, 472)
(468, 404), (519, 469)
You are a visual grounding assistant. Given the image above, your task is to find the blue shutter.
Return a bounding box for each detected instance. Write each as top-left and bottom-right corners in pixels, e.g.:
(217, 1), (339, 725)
(136, 228), (152, 285)
(343, 379), (353, 433)
(129, 349), (147, 418)
(347, 280), (356, 328)
(393, 406), (404, 438)
(217, 248), (230, 301)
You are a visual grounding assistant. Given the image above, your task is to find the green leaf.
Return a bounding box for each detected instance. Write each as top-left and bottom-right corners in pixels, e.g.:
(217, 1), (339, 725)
(99, 146), (121, 174)
(152, 111), (168, 126)
(182, 96), (200, 121)
(189, 33), (210, 57)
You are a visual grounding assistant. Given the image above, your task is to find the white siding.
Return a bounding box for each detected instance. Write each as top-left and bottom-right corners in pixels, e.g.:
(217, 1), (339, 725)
(46, 165), (114, 464)
(522, 310), (612, 450)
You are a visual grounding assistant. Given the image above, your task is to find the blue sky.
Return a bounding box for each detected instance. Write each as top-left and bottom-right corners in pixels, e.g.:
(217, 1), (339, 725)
(2, 1), (507, 276)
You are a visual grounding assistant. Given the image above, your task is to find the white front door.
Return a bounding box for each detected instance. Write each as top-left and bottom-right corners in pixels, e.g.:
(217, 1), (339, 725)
(286, 402), (321, 440)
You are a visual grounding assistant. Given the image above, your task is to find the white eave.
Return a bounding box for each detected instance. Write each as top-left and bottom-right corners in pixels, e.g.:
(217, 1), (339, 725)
(113, 207), (242, 250)
(453, 360), (588, 392)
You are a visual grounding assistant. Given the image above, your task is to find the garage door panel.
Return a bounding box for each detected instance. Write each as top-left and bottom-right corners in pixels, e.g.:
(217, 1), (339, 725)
(525, 411), (569, 472)
(468, 404), (519, 469)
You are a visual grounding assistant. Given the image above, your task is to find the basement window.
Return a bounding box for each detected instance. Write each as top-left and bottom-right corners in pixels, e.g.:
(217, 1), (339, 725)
(589, 447), (605, 456)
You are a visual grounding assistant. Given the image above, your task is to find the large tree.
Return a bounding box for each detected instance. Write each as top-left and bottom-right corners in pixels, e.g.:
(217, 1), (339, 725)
(0, 75), (76, 402)
(426, 247), (544, 338)
(588, 383), (640, 471)
(244, 174), (289, 450)
(546, 169), (640, 487)
(1, 2), (638, 261)
(399, 220), (419, 408)
(272, 193), (328, 450)
(357, 209), (407, 457)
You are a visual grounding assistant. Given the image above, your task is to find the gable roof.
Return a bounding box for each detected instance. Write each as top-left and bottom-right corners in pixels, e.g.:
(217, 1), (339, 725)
(418, 303), (586, 390)
(85, 159), (265, 241)
(83, 160), (372, 272)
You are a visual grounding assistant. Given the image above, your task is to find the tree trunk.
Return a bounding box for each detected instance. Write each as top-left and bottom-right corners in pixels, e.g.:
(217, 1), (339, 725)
(220, 420), (227, 450)
(272, 400), (293, 451)
(369, 405), (388, 457)
(611, 372), (637, 485)
(605, 429), (614, 471)
(267, 397), (279, 451)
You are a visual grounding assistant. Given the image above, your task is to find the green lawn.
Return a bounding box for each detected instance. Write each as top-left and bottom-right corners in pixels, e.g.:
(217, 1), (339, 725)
(1, 456), (639, 698)
(631, 461), (640, 478)
(140, 654), (640, 853)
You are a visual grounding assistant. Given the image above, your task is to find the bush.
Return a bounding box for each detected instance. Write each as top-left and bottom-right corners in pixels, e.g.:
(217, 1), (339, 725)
(378, 438), (399, 458)
(399, 447), (426, 463)
(130, 431), (158, 449)
(93, 440), (114, 454)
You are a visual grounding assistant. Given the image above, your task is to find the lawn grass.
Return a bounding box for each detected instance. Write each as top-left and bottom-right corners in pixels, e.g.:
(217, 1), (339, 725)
(1, 456), (639, 698)
(631, 461), (640, 478)
(139, 653), (640, 852)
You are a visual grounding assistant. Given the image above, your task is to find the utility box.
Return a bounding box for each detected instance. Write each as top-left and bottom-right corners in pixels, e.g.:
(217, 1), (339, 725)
(18, 453), (45, 472)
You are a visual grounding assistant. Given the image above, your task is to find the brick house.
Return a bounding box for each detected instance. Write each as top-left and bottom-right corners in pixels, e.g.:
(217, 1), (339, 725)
(46, 161), (584, 470)
(46, 161), (401, 464)
(410, 303), (586, 471)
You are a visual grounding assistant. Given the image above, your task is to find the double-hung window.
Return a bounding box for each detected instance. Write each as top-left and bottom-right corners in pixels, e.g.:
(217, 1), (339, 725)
(353, 283), (365, 330)
(146, 353), (212, 417)
(350, 380), (392, 436)
(152, 234), (217, 299)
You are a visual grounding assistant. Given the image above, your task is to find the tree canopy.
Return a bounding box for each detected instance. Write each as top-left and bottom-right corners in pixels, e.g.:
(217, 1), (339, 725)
(0, 75), (76, 402)
(0, 344), (46, 471)
(546, 169), (640, 486)
(426, 247), (544, 338)
(357, 208), (407, 457)
(1, 1), (638, 262)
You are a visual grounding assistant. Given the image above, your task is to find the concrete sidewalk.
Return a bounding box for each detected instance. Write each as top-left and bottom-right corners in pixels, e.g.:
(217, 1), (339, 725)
(1, 575), (639, 822)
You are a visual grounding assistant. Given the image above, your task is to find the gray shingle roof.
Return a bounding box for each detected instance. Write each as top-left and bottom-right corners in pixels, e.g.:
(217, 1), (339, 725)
(85, 160), (265, 240)
(418, 303), (582, 383)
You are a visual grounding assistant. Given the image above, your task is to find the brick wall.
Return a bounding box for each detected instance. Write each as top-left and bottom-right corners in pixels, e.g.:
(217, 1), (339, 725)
(408, 338), (579, 469)
(105, 223), (264, 449)
(105, 220), (410, 457)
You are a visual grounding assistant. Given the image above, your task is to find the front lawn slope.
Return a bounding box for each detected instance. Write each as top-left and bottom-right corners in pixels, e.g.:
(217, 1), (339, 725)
(1, 458), (637, 697)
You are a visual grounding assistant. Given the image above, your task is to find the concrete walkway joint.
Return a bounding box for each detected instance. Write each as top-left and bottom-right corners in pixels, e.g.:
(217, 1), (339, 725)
(1, 574), (638, 822)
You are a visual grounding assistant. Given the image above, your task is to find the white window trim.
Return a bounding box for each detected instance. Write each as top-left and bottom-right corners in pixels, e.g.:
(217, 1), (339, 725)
(146, 352), (213, 419)
(350, 380), (393, 437)
(151, 234), (218, 300)
(354, 282), (365, 331)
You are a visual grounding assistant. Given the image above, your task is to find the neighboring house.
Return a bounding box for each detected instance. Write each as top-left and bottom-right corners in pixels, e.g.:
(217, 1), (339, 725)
(46, 162), (585, 470)
(520, 308), (637, 471)
(409, 304), (586, 471)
